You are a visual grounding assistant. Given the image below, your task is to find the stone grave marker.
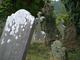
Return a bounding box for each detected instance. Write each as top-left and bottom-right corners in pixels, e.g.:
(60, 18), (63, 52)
(51, 40), (68, 60)
(57, 19), (66, 39)
(0, 9), (36, 60)
(34, 30), (46, 43)
(33, 12), (46, 42)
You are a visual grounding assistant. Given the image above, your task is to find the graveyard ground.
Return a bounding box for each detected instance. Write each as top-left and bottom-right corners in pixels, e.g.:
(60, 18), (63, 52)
(26, 42), (80, 60)
(26, 42), (51, 60)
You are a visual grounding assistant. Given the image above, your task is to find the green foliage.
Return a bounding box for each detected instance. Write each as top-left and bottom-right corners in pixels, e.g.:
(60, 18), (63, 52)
(29, 42), (50, 54)
(27, 42), (50, 60)
(69, 49), (80, 60)
(0, 0), (12, 15)
(0, 0), (44, 22)
(61, 0), (80, 37)
(61, 0), (80, 59)
(56, 14), (69, 26)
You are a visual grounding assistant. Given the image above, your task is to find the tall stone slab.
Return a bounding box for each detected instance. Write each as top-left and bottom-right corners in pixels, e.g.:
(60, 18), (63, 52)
(34, 12), (45, 42)
(0, 9), (36, 60)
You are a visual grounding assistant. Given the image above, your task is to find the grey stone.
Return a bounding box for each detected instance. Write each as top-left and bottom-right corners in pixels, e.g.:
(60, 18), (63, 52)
(0, 9), (36, 60)
(33, 12), (45, 42)
(51, 40), (68, 60)
(57, 19), (66, 39)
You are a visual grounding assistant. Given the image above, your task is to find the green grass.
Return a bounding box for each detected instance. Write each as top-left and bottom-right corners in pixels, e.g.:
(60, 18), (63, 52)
(26, 42), (80, 60)
(26, 53), (49, 60)
(69, 48), (80, 60)
(26, 42), (50, 60)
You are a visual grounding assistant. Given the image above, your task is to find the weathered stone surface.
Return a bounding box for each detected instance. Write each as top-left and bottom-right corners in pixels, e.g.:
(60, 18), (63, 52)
(33, 12), (45, 42)
(34, 30), (46, 42)
(0, 9), (35, 60)
(57, 19), (65, 39)
(51, 40), (68, 60)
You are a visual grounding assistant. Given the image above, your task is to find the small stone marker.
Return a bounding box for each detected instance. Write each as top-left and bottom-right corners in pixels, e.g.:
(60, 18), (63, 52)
(51, 40), (68, 60)
(0, 9), (36, 60)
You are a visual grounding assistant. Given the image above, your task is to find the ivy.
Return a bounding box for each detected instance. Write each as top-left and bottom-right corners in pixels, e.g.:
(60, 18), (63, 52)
(61, 0), (80, 38)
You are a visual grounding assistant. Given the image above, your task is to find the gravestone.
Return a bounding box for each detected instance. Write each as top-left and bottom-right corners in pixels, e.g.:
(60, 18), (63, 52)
(33, 12), (45, 42)
(34, 30), (46, 42)
(57, 19), (65, 39)
(51, 40), (68, 60)
(0, 9), (36, 60)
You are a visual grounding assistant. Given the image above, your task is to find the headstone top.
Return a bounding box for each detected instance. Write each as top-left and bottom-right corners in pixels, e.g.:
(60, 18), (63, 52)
(5, 9), (35, 36)
(0, 9), (35, 60)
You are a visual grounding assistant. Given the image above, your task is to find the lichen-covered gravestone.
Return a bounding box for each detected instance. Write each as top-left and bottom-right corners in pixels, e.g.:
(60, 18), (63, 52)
(0, 9), (36, 60)
(51, 40), (68, 60)
(33, 12), (46, 42)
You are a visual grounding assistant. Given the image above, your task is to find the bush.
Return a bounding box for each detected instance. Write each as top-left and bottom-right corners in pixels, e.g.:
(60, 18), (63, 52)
(69, 48), (80, 60)
(56, 14), (69, 26)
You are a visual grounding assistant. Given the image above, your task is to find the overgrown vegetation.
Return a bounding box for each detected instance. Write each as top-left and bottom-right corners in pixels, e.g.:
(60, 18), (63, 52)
(61, 0), (80, 60)
(26, 42), (50, 60)
(61, 0), (80, 38)
(69, 48), (80, 60)
(56, 14), (69, 26)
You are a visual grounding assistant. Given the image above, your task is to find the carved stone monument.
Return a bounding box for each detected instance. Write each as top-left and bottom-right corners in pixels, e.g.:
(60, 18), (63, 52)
(0, 9), (36, 60)
(57, 19), (66, 39)
(33, 12), (46, 42)
(51, 40), (68, 60)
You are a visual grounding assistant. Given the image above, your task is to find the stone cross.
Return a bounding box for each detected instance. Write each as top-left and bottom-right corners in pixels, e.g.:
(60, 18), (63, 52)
(34, 12), (45, 42)
(0, 9), (36, 60)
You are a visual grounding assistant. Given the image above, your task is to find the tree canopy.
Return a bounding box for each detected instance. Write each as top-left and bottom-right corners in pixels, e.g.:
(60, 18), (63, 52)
(61, 0), (80, 38)
(0, 0), (44, 21)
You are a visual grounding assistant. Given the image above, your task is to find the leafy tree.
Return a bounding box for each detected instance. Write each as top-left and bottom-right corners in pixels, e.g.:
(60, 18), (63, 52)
(0, 0), (44, 21)
(61, 0), (80, 39)
(56, 14), (69, 26)
(51, 0), (67, 16)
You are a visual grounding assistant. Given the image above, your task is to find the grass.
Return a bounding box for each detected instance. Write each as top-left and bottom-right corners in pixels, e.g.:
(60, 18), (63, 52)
(68, 48), (80, 60)
(1, 21), (80, 60)
(26, 41), (80, 60)
(26, 42), (50, 60)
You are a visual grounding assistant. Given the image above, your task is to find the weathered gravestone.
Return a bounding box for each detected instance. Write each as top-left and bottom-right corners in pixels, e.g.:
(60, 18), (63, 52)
(33, 12), (46, 42)
(0, 9), (36, 60)
(51, 40), (68, 60)
(34, 30), (46, 43)
(57, 19), (66, 39)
